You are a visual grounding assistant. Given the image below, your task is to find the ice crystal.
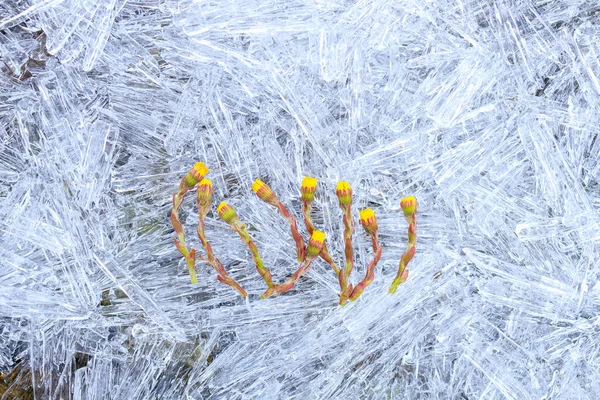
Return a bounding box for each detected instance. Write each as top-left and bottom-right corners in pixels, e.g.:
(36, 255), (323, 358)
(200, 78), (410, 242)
(1, 0), (600, 398)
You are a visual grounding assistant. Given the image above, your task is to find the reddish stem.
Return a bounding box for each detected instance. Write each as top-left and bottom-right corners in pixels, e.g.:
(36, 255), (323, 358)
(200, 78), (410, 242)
(197, 205), (247, 298)
(171, 186), (197, 283)
(276, 200), (306, 262)
(260, 257), (315, 299)
(302, 199), (339, 275)
(349, 232), (382, 301)
(338, 204), (354, 299)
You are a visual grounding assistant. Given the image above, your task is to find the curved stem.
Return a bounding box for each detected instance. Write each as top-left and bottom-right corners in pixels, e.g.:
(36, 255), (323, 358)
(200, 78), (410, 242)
(276, 200), (306, 262)
(389, 212), (417, 294)
(197, 206), (247, 298)
(338, 204), (354, 299)
(349, 232), (382, 301)
(302, 200), (339, 275)
(171, 186), (197, 283)
(260, 257), (315, 299)
(233, 223), (274, 287)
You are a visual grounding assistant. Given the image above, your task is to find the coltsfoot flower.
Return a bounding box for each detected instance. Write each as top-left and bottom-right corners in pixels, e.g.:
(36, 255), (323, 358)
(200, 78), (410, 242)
(359, 208), (378, 234)
(306, 230), (326, 258)
(301, 177), (317, 202)
(172, 161), (418, 303)
(336, 181), (353, 206)
(183, 162), (209, 188)
(196, 179), (213, 212)
(217, 202), (238, 224)
(252, 179), (278, 205)
(400, 196), (417, 217)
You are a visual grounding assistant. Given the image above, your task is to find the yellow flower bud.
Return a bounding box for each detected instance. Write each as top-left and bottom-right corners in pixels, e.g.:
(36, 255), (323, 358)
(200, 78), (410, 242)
(217, 202), (238, 224)
(306, 230), (326, 258)
(359, 208), (378, 234)
(300, 177), (317, 202)
(252, 179), (277, 205)
(196, 179), (213, 211)
(400, 196), (418, 217)
(183, 162), (209, 188)
(336, 181), (352, 206)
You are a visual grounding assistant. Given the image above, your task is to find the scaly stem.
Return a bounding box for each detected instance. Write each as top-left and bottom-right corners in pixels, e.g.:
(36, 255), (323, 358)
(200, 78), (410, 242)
(260, 257), (315, 299)
(342, 206), (354, 277)
(338, 204), (354, 303)
(197, 206), (247, 298)
(301, 199), (339, 275)
(185, 249), (197, 284)
(260, 230), (326, 299)
(252, 179), (306, 261)
(233, 223), (274, 287)
(349, 232), (382, 301)
(171, 187), (197, 284)
(389, 202), (417, 294)
(275, 200), (306, 262)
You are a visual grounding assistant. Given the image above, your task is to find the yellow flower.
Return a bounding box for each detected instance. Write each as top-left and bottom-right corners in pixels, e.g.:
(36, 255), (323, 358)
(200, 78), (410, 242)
(306, 230), (326, 258)
(359, 208), (378, 234)
(400, 196), (418, 217)
(217, 202), (238, 224)
(336, 181), (352, 206)
(300, 177), (317, 202)
(196, 179), (213, 211)
(183, 162), (209, 188)
(252, 179), (277, 204)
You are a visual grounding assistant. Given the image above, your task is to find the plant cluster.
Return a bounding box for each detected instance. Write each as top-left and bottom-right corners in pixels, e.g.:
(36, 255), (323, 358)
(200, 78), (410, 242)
(170, 162), (417, 305)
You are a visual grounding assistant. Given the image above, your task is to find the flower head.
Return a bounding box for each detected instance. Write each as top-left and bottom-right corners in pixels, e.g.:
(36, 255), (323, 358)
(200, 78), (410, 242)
(252, 179), (277, 205)
(196, 179), (213, 212)
(306, 230), (326, 258)
(400, 196), (418, 217)
(217, 202), (238, 224)
(300, 177), (317, 203)
(183, 162), (209, 188)
(359, 208), (378, 234)
(336, 181), (352, 206)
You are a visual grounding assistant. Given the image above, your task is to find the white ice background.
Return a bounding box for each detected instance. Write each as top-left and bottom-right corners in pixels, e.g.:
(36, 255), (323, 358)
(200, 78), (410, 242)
(1, 0), (600, 398)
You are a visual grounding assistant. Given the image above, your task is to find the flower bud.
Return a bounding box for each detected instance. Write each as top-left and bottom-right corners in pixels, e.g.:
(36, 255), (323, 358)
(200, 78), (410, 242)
(359, 208), (378, 234)
(252, 179), (277, 205)
(217, 202), (238, 224)
(336, 181), (352, 206)
(400, 196), (417, 217)
(306, 230), (326, 258)
(183, 162), (209, 188)
(196, 179), (213, 211)
(300, 177), (317, 203)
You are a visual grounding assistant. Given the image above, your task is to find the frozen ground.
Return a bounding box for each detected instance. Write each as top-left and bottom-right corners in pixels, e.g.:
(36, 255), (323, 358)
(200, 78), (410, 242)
(1, 0), (600, 398)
